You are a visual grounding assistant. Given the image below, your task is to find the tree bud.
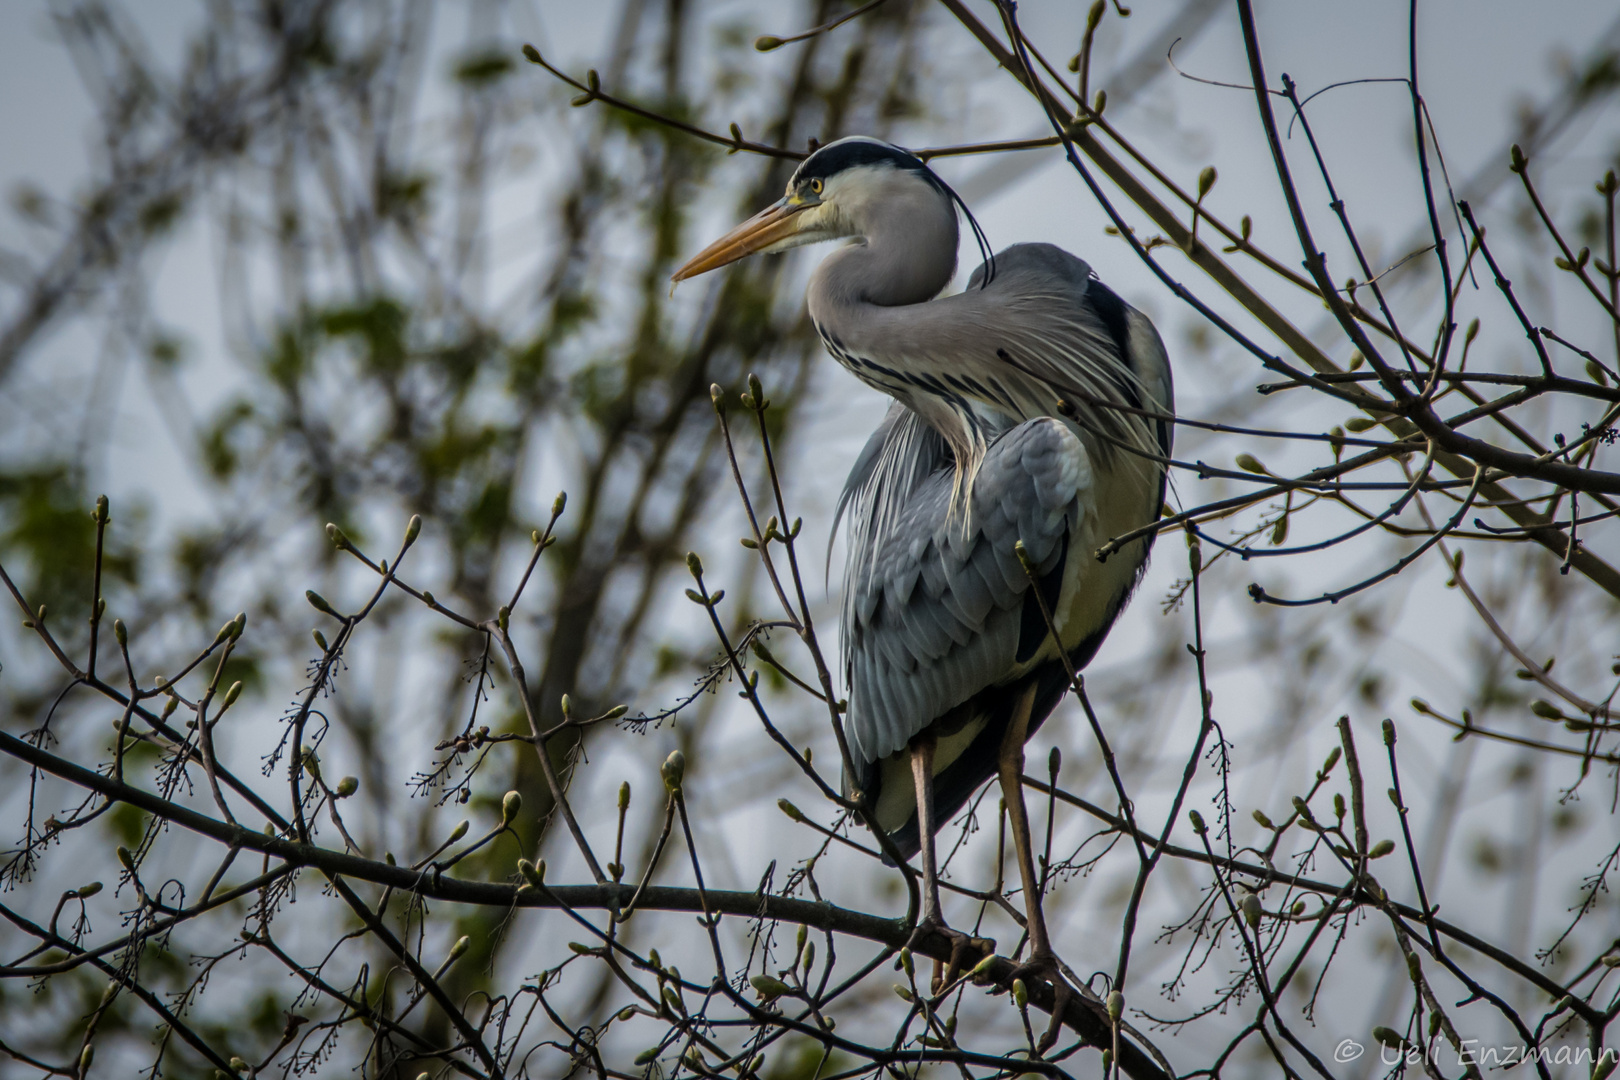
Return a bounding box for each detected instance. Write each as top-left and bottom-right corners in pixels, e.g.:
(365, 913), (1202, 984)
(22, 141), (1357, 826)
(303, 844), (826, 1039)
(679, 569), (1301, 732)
(1368, 839), (1395, 859)
(447, 935), (469, 962)
(617, 782), (630, 811)
(1188, 809), (1206, 834)
(685, 552), (703, 578)
(312, 629), (328, 652)
(895, 982), (916, 1003)
(502, 790), (521, 825)
(1372, 1026), (1406, 1049)
(1235, 453), (1266, 474)
(661, 750), (686, 793)
(754, 34), (783, 51)
(1009, 978), (1036, 1010)
(751, 974), (790, 1000)
(221, 681), (242, 709)
(334, 776), (358, 798)
(1241, 892), (1261, 928)
(777, 799), (804, 822)
(518, 859), (545, 887)
(77, 881), (103, 898)
(1252, 809), (1274, 830)
(1198, 165), (1217, 199)
(116, 846), (135, 871)
(326, 522), (350, 549)
(1106, 989), (1124, 1022)
(448, 820), (469, 843)
(305, 590), (338, 617)
(404, 514), (421, 544)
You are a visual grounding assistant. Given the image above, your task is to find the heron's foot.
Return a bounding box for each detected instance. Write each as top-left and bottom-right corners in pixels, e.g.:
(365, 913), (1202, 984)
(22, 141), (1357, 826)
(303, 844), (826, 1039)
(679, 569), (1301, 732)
(1004, 950), (1074, 1055)
(906, 920), (993, 996)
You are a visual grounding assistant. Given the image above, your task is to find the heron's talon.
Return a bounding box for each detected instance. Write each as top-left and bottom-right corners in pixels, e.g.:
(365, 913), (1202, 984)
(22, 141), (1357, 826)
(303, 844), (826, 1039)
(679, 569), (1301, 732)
(906, 920), (991, 997)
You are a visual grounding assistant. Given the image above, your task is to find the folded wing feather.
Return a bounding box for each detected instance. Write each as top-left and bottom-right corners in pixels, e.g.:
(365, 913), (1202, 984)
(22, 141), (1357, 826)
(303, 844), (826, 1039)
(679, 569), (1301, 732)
(840, 415), (1090, 768)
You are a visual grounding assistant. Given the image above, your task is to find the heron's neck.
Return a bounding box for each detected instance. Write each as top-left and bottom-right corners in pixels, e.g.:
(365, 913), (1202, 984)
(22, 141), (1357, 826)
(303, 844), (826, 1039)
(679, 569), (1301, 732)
(807, 208), (1009, 468)
(807, 193), (958, 311)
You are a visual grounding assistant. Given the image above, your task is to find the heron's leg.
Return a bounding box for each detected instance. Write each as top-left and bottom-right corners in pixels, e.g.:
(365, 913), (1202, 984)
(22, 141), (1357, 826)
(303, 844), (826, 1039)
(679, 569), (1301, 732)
(997, 682), (1072, 1052)
(910, 734), (944, 924)
(906, 734), (982, 993)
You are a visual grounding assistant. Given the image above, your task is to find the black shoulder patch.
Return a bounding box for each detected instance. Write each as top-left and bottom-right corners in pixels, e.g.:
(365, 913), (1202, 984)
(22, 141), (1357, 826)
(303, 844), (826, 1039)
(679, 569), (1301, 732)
(1086, 280), (1141, 410)
(1086, 280), (1131, 362)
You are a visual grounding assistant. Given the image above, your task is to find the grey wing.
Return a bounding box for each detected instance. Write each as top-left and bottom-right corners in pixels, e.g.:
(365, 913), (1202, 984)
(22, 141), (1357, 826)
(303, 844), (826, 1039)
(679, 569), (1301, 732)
(840, 416), (1092, 769)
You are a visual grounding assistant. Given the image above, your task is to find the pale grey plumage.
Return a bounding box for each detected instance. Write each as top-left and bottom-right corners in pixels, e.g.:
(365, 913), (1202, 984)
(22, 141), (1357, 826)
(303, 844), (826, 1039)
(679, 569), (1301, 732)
(840, 410), (1086, 765)
(672, 136), (1173, 863)
(819, 223), (1172, 856)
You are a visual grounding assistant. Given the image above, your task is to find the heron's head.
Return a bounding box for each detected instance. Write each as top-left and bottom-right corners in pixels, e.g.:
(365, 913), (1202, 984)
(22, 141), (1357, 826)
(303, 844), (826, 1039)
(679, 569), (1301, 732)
(672, 137), (957, 283)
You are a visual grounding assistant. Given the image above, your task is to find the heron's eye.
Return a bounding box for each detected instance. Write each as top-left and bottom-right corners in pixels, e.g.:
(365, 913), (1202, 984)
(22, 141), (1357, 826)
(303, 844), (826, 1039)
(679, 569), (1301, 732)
(808, 178), (823, 195)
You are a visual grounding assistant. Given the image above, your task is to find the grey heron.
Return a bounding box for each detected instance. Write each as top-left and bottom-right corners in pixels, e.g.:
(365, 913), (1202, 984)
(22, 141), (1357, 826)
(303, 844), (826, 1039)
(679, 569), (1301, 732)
(674, 137), (1172, 1018)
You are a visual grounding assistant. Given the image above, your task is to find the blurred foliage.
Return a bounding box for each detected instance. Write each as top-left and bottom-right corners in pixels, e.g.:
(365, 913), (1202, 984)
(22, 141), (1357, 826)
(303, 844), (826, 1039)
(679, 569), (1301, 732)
(0, 0), (936, 1072)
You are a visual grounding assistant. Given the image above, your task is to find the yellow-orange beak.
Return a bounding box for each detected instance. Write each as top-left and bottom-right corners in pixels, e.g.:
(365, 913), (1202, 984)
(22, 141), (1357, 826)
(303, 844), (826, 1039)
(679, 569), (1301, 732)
(671, 198), (813, 282)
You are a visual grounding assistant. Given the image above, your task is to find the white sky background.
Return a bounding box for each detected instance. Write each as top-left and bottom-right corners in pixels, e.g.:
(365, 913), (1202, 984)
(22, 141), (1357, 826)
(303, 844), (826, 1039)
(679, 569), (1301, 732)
(2, 0), (1619, 1074)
